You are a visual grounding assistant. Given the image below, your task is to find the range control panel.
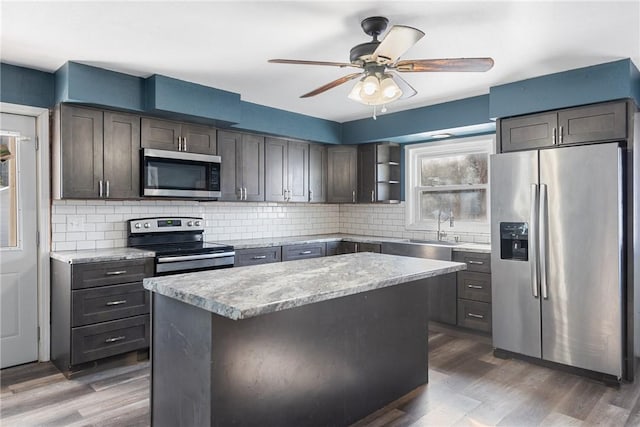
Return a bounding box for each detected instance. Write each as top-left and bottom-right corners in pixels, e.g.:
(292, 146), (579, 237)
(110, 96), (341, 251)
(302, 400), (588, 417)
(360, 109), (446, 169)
(128, 217), (204, 234)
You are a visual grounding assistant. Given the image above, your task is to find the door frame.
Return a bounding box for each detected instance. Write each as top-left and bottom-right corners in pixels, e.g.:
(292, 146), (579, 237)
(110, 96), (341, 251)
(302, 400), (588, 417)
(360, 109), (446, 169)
(1, 102), (51, 362)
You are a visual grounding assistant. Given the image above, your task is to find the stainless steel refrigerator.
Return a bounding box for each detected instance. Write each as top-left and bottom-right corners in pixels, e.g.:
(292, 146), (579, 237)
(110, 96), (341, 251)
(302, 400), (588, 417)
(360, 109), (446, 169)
(490, 142), (626, 379)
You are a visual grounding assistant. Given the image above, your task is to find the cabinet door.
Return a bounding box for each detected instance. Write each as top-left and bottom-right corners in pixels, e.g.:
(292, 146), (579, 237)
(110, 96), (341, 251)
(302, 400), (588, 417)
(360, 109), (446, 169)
(327, 145), (357, 203)
(500, 112), (558, 152)
(60, 105), (103, 198)
(357, 144), (376, 203)
(103, 111), (140, 199)
(217, 131), (241, 201)
(239, 134), (265, 202)
(558, 101), (627, 145)
(182, 124), (217, 154)
(287, 141), (309, 202)
(308, 144), (327, 203)
(141, 118), (181, 151)
(265, 138), (287, 202)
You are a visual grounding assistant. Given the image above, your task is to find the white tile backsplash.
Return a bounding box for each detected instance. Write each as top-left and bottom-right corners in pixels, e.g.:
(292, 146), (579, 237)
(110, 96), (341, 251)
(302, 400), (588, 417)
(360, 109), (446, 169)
(50, 200), (490, 251)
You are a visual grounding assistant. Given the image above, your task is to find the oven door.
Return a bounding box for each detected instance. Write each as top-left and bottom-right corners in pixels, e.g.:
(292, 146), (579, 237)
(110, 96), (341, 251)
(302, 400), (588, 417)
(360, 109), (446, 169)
(142, 148), (221, 199)
(155, 251), (235, 275)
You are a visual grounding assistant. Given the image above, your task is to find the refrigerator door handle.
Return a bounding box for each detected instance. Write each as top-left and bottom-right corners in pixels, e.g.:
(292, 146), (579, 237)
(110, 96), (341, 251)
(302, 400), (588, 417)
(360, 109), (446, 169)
(539, 183), (549, 299)
(530, 184), (539, 298)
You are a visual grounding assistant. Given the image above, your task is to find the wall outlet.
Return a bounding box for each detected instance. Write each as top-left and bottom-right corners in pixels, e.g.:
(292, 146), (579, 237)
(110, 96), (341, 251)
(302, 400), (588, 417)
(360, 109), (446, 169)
(66, 216), (85, 232)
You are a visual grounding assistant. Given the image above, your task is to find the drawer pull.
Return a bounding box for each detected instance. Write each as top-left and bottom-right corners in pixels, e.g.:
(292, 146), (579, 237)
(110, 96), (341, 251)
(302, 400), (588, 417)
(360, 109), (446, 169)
(105, 300), (127, 306)
(105, 270), (127, 276)
(251, 255), (267, 260)
(104, 336), (126, 343)
(299, 250), (312, 255)
(467, 261), (484, 265)
(467, 284), (483, 289)
(467, 312), (484, 319)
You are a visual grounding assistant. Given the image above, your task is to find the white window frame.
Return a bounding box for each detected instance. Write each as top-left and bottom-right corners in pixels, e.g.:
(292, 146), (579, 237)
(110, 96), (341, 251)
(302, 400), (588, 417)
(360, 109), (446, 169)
(405, 134), (495, 233)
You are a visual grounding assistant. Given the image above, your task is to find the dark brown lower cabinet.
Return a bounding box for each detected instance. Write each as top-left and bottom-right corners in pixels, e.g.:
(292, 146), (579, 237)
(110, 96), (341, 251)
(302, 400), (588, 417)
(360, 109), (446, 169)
(51, 257), (153, 378)
(453, 251), (492, 333)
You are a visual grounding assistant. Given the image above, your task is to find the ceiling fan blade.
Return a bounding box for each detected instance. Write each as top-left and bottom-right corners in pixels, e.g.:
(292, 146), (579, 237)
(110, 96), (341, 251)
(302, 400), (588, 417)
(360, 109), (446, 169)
(387, 71), (417, 99)
(372, 25), (425, 64)
(395, 58), (495, 72)
(269, 59), (360, 68)
(300, 73), (363, 98)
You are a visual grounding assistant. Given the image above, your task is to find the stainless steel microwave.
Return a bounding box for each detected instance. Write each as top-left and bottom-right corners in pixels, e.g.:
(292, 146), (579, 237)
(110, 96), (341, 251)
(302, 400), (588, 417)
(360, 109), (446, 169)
(142, 148), (221, 199)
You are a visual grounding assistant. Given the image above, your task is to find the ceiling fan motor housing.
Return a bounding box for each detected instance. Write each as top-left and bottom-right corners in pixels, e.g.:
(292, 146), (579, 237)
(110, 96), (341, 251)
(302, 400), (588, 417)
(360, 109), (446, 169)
(350, 16), (389, 64)
(350, 42), (380, 64)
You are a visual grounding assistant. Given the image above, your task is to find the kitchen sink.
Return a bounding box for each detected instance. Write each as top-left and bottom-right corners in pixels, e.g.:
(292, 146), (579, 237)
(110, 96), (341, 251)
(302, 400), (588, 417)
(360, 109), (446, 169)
(381, 241), (454, 261)
(408, 239), (462, 247)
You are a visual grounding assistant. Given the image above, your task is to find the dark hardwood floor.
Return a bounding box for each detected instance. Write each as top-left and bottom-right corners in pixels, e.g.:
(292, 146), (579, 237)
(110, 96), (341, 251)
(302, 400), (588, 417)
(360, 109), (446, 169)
(2, 325), (639, 426)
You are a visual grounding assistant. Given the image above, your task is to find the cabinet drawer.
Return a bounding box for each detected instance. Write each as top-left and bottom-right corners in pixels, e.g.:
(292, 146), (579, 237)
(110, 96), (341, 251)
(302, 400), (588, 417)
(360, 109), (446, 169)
(457, 272), (491, 303)
(457, 300), (491, 333)
(72, 259), (153, 290)
(282, 243), (326, 261)
(235, 247), (282, 267)
(326, 241), (355, 256)
(72, 282), (149, 327)
(453, 251), (491, 273)
(71, 315), (149, 365)
(356, 242), (381, 253)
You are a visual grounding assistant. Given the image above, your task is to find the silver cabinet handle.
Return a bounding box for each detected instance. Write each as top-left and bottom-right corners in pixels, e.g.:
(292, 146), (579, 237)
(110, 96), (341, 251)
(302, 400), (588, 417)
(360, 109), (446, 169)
(238, 188), (243, 200)
(539, 183), (549, 299)
(309, 190), (313, 202)
(177, 137), (182, 151)
(371, 190), (375, 203)
(105, 270), (127, 276)
(559, 126), (564, 144)
(552, 127), (557, 145)
(283, 189), (288, 201)
(530, 183), (539, 298)
(467, 313), (484, 319)
(243, 187), (247, 201)
(299, 250), (312, 255)
(105, 300), (127, 306)
(467, 284), (483, 289)
(99, 180), (103, 198)
(352, 190), (356, 203)
(467, 260), (484, 265)
(105, 336), (126, 343)
(183, 137), (187, 152)
(251, 255), (267, 260)
(106, 180), (110, 198)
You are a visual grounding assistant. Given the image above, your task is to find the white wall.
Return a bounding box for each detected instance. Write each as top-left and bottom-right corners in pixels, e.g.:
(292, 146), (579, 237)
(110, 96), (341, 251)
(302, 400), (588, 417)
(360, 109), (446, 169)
(50, 200), (491, 251)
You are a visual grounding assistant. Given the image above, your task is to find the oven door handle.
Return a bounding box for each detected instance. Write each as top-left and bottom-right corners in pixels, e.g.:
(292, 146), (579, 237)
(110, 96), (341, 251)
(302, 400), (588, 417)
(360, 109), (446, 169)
(157, 252), (235, 263)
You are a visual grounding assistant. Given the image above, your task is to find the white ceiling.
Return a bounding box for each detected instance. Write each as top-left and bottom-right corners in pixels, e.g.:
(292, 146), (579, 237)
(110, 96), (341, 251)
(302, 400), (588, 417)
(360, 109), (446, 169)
(2, 1), (639, 122)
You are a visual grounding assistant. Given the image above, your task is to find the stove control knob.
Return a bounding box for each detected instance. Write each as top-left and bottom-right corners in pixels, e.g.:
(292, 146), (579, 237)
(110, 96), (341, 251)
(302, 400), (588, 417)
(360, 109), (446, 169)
(134, 223), (141, 229)
(144, 222), (150, 229)
(187, 221), (193, 227)
(195, 220), (202, 226)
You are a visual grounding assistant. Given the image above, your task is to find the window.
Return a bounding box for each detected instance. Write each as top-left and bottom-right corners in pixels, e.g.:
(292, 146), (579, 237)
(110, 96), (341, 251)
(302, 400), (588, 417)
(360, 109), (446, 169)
(406, 135), (495, 232)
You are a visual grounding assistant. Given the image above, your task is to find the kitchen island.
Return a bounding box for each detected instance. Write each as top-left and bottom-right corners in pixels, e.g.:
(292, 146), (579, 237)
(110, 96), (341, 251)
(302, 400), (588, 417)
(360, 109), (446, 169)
(143, 252), (466, 427)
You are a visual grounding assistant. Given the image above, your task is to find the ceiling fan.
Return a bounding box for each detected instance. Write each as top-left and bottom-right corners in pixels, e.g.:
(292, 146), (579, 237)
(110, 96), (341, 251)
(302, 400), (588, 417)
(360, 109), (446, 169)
(269, 16), (494, 115)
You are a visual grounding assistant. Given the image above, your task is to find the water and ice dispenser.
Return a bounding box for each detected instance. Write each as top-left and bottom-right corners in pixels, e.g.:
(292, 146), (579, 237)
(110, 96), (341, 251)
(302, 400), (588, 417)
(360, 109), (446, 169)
(500, 222), (529, 261)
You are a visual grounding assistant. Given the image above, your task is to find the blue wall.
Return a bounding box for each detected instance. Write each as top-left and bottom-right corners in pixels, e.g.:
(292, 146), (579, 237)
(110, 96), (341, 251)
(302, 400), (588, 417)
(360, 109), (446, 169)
(2, 59), (638, 144)
(489, 59), (639, 119)
(1, 63), (54, 108)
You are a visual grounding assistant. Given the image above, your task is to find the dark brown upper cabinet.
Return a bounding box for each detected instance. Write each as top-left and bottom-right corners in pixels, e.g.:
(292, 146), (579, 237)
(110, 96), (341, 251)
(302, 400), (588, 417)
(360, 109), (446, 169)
(500, 100), (627, 152)
(217, 130), (265, 202)
(53, 104), (140, 199)
(141, 118), (216, 155)
(327, 145), (357, 203)
(265, 138), (309, 203)
(357, 142), (401, 203)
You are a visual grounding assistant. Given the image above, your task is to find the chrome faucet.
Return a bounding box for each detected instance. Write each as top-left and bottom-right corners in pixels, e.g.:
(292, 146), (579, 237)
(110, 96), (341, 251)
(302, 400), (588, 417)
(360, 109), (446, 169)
(436, 208), (454, 241)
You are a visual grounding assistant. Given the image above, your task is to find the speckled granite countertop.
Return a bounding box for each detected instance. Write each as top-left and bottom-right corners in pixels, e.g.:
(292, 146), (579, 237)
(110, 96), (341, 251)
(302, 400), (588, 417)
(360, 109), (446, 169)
(50, 248), (155, 264)
(219, 233), (491, 253)
(143, 252), (466, 320)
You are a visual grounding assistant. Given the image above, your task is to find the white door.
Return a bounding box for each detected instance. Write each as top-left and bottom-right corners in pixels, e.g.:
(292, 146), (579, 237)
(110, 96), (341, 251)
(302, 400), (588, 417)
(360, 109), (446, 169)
(0, 113), (38, 368)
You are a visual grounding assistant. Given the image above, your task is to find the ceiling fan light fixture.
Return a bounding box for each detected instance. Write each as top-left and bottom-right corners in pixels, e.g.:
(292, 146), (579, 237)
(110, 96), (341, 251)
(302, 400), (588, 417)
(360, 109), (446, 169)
(380, 75), (402, 102)
(361, 75), (380, 96)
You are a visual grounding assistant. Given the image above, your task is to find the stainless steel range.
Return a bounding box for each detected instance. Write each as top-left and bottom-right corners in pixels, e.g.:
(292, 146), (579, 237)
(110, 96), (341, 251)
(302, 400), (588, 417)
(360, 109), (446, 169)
(127, 217), (234, 275)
